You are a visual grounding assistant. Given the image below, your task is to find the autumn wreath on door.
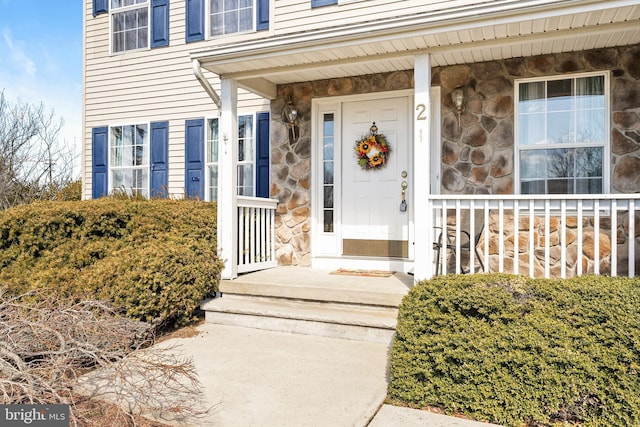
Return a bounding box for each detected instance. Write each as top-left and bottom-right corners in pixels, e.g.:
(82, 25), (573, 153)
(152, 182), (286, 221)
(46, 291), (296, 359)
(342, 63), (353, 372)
(354, 122), (391, 170)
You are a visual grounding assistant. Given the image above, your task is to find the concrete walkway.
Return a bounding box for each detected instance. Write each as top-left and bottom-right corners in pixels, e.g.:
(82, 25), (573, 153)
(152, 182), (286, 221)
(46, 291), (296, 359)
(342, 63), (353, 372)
(158, 323), (501, 427)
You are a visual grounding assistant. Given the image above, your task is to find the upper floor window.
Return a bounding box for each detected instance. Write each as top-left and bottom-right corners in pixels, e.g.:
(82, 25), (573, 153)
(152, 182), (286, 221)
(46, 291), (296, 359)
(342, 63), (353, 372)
(111, 0), (149, 53)
(516, 72), (609, 195)
(311, 0), (337, 7)
(186, 0), (268, 43)
(209, 0), (254, 36)
(110, 124), (149, 197)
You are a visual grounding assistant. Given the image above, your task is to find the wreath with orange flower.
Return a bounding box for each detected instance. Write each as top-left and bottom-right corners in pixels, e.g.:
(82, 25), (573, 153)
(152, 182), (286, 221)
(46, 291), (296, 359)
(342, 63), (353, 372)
(354, 122), (390, 170)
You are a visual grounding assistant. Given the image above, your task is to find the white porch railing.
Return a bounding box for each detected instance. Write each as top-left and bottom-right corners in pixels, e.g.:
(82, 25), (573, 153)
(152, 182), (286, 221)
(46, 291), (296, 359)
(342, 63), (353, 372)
(237, 196), (278, 274)
(429, 195), (639, 278)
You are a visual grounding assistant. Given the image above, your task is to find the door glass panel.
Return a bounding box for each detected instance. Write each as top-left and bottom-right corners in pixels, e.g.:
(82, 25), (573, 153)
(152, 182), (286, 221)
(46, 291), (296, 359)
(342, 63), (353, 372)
(322, 113), (334, 233)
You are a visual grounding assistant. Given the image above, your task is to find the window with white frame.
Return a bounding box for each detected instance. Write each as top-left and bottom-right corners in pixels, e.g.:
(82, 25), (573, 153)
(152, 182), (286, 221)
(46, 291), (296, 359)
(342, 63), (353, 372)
(206, 114), (255, 201)
(111, 0), (149, 53)
(237, 115), (255, 196)
(209, 0), (255, 37)
(206, 119), (220, 202)
(516, 72), (608, 195)
(110, 124), (149, 197)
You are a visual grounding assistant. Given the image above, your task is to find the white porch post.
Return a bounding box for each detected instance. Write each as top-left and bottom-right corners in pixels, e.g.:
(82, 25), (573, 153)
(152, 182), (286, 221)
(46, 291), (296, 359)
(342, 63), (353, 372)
(219, 78), (239, 280)
(413, 54), (432, 281)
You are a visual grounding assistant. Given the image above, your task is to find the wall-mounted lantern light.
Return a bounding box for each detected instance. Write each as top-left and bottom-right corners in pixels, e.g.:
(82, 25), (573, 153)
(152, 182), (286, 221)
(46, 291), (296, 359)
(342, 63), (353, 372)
(451, 87), (464, 129)
(282, 97), (300, 144)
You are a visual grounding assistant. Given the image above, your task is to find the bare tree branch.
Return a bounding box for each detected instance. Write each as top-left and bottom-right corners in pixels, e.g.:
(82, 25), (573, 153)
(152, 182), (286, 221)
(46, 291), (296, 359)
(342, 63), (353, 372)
(0, 91), (74, 209)
(0, 290), (210, 426)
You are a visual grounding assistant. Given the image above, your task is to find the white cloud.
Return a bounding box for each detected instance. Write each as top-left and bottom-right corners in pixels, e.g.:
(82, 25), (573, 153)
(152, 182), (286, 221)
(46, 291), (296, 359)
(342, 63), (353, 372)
(3, 29), (37, 76)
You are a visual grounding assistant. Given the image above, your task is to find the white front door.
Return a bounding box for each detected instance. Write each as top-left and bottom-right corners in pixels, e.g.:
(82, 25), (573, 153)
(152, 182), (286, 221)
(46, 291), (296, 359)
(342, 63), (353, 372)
(341, 97), (411, 258)
(312, 89), (440, 272)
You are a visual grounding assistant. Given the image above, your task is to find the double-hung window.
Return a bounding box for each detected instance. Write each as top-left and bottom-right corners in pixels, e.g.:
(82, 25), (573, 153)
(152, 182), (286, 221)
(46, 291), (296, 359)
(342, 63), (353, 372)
(206, 114), (256, 201)
(111, 0), (149, 53)
(206, 119), (220, 202)
(237, 115), (255, 196)
(110, 124), (150, 197)
(186, 0), (268, 43)
(516, 72), (609, 194)
(209, 0), (254, 36)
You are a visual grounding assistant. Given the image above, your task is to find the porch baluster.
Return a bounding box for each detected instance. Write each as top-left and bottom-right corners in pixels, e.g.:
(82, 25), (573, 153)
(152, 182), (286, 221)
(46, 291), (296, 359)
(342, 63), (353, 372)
(455, 199), (462, 275)
(528, 199), (535, 278)
(630, 199), (636, 278)
(577, 200), (584, 276)
(469, 200), (476, 274)
(498, 199), (505, 273)
(561, 199), (567, 279)
(484, 201), (490, 273)
(611, 199), (617, 277)
(513, 200), (519, 276)
(594, 199), (600, 275)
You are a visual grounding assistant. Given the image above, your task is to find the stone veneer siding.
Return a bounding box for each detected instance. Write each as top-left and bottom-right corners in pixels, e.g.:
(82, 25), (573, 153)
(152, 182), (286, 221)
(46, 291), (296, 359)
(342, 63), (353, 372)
(434, 44), (640, 195)
(271, 44), (640, 268)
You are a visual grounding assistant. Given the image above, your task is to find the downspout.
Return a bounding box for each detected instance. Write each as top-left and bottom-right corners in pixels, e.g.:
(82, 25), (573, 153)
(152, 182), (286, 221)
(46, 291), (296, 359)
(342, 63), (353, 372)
(192, 59), (222, 110)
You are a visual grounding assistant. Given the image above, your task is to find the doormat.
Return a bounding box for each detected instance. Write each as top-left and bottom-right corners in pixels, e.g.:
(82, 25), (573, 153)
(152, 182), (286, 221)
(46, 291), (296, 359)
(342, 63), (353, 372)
(330, 268), (394, 277)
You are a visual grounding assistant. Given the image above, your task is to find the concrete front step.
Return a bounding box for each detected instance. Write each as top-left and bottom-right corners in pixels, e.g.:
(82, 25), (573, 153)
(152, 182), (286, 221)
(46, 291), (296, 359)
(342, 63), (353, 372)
(201, 294), (399, 344)
(218, 277), (406, 307)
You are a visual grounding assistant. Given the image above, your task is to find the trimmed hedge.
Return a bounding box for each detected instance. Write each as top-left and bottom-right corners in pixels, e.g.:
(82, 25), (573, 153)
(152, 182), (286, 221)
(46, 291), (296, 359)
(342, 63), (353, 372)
(0, 198), (223, 328)
(389, 273), (640, 426)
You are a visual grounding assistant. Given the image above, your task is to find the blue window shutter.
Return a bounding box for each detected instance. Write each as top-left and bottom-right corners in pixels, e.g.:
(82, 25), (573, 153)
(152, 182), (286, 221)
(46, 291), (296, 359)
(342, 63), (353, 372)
(151, 0), (170, 48)
(186, 0), (205, 42)
(185, 119), (205, 199)
(311, 0), (337, 7)
(150, 121), (169, 198)
(255, 112), (270, 198)
(257, 0), (269, 31)
(93, 0), (108, 16)
(92, 127), (109, 199)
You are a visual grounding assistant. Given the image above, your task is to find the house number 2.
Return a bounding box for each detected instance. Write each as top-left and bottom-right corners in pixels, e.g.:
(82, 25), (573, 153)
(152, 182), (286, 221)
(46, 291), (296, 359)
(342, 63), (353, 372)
(415, 103), (427, 121)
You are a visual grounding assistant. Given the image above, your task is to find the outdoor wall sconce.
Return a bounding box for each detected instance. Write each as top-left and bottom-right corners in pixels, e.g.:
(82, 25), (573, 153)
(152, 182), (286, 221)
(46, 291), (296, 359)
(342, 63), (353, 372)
(451, 87), (464, 129)
(282, 97), (300, 144)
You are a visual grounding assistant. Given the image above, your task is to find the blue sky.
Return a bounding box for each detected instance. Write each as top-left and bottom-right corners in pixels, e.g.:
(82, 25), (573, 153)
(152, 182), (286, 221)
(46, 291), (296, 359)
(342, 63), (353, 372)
(0, 0), (82, 173)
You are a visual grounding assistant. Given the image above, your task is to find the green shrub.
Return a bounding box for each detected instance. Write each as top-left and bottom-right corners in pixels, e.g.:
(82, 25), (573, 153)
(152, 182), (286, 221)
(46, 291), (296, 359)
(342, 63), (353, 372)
(0, 198), (223, 328)
(389, 273), (640, 426)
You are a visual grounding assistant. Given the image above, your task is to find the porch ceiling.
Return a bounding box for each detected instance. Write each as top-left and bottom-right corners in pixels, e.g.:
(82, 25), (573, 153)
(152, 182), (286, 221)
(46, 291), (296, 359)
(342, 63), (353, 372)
(192, 0), (640, 98)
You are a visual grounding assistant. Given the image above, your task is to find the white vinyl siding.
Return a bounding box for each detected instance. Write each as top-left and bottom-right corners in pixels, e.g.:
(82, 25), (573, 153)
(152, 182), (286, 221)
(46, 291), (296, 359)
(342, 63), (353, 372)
(272, 0), (481, 35)
(83, 0), (269, 200)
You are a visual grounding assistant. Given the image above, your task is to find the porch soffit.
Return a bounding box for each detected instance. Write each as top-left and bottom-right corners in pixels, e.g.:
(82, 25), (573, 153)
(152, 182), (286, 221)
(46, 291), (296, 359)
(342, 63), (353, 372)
(192, 0), (640, 96)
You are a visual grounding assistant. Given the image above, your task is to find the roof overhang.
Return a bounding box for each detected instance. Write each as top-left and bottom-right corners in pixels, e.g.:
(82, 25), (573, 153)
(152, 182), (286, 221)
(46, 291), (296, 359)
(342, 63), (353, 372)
(191, 0), (640, 98)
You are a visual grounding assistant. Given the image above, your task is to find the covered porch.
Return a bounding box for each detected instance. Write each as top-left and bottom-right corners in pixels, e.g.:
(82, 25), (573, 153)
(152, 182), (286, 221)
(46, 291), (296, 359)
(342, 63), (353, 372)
(190, 0), (640, 281)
